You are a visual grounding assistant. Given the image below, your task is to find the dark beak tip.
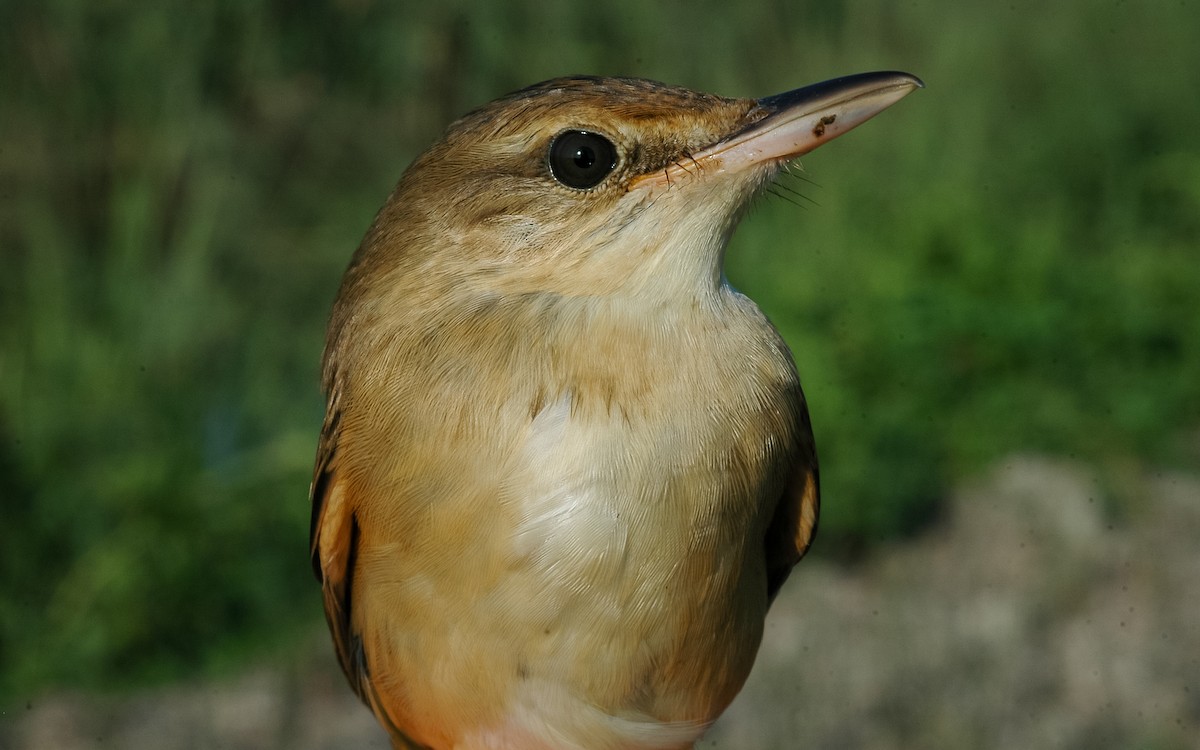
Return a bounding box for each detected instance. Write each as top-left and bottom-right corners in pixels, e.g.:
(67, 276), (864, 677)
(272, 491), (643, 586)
(758, 70), (925, 111)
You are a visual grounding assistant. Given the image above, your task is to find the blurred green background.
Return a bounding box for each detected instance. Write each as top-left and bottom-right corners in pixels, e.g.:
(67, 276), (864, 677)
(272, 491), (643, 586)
(2, 0), (1197, 717)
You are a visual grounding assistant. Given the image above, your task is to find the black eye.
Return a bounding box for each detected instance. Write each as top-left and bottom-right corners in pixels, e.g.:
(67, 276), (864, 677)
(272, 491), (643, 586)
(547, 130), (618, 190)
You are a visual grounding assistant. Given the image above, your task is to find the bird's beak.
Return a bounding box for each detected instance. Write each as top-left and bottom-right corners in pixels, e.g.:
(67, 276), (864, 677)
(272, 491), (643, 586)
(631, 71), (923, 190)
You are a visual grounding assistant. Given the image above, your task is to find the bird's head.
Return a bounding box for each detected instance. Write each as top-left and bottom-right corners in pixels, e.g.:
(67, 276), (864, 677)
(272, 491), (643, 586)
(336, 73), (921, 327)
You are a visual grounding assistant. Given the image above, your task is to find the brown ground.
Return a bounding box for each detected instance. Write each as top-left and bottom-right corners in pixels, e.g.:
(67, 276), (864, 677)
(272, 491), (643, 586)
(5, 455), (1198, 749)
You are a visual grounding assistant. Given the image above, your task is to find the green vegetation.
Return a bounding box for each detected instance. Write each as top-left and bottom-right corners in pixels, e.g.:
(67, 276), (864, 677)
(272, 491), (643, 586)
(2, 0), (1196, 699)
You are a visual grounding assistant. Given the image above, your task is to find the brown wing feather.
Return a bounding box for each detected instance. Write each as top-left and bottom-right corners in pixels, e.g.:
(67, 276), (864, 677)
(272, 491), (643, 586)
(763, 404), (820, 605)
(308, 397), (365, 697)
(310, 391), (428, 749)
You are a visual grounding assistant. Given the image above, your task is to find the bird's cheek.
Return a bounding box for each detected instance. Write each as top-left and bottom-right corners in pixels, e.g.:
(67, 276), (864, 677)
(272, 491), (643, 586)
(477, 216), (547, 261)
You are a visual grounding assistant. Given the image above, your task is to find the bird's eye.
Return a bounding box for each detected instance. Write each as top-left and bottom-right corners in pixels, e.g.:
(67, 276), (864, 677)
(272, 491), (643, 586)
(547, 130), (618, 190)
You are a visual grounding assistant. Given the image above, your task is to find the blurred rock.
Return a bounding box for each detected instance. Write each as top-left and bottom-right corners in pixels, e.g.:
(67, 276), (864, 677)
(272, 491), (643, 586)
(713, 455), (1200, 749)
(5, 654), (389, 750)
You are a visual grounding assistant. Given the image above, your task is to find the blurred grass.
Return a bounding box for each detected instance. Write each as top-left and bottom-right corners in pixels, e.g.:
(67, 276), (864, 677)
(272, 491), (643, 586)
(1, 0), (1197, 699)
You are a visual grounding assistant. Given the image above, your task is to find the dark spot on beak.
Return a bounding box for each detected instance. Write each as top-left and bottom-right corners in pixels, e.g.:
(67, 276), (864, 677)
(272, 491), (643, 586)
(813, 114), (837, 138)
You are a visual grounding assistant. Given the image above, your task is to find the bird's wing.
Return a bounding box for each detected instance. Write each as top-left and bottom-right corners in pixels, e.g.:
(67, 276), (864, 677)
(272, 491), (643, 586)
(308, 391), (365, 693)
(763, 405), (820, 605)
(309, 385), (431, 750)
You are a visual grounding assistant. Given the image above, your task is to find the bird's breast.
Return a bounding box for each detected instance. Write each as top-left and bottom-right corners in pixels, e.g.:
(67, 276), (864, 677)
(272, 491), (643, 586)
(350, 290), (801, 746)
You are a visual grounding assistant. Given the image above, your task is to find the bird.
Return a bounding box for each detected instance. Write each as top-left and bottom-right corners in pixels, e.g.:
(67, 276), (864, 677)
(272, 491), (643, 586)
(310, 71), (921, 750)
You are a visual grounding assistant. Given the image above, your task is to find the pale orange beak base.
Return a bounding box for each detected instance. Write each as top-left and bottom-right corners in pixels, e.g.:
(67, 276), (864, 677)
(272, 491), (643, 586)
(633, 71), (923, 189)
